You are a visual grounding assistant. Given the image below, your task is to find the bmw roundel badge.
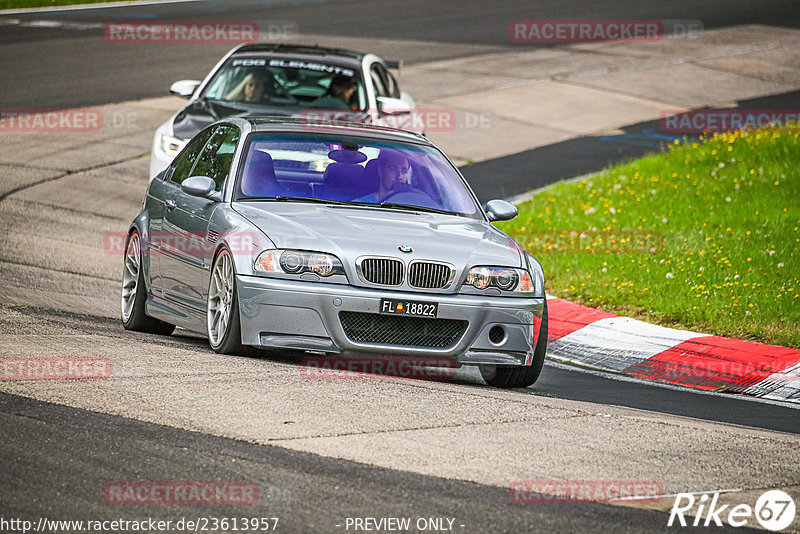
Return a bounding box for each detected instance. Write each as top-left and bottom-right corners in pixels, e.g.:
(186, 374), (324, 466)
(398, 245), (413, 253)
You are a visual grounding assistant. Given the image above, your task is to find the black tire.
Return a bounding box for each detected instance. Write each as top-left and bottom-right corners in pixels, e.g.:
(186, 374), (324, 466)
(121, 232), (175, 336)
(480, 301), (548, 388)
(207, 249), (248, 355)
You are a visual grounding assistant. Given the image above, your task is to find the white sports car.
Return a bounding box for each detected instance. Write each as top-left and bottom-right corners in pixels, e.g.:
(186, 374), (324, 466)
(150, 43), (417, 178)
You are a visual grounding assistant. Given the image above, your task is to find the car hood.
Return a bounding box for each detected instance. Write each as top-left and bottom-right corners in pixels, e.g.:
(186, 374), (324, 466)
(171, 99), (246, 139)
(232, 202), (524, 284)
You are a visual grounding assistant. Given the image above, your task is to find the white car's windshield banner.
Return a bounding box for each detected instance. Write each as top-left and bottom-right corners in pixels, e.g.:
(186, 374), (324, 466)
(231, 59), (267, 67)
(268, 59), (355, 77)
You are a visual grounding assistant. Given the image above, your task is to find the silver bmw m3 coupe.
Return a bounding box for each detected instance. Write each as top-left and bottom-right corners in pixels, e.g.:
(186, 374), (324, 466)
(122, 117), (548, 388)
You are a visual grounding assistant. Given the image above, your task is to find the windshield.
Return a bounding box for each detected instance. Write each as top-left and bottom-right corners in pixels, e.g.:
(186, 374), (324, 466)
(201, 56), (367, 111)
(235, 134), (481, 219)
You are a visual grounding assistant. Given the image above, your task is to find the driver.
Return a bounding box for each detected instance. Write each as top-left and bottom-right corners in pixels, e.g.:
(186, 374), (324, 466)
(309, 75), (357, 110)
(227, 72), (265, 103)
(356, 149), (410, 203)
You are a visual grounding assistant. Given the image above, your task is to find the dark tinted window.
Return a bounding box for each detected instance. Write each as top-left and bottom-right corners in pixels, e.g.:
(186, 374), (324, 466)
(192, 125), (240, 191)
(170, 128), (214, 185)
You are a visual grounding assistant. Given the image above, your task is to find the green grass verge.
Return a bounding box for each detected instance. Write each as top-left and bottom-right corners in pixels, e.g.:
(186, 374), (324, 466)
(0, 0), (123, 9)
(496, 127), (800, 348)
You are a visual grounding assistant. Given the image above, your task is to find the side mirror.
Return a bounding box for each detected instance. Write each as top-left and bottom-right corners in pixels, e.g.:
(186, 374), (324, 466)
(169, 80), (201, 99)
(377, 96), (412, 115)
(484, 199), (518, 222)
(181, 176), (218, 199)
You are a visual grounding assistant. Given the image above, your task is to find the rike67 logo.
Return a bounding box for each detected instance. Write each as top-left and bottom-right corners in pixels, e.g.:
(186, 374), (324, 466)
(669, 490), (796, 531)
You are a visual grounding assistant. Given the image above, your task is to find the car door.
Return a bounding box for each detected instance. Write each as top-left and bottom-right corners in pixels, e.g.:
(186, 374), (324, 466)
(160, 124), (239, 312)
(147, 127), (214, 297)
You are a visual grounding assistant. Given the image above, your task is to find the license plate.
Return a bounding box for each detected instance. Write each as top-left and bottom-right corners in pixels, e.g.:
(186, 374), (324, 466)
(380, 299), (438, 318)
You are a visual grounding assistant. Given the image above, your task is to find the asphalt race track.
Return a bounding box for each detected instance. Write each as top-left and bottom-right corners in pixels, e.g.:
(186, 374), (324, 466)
(0, 392), (697, 533)
(1, 1), (799, 533)
(2, 0), (800, 108)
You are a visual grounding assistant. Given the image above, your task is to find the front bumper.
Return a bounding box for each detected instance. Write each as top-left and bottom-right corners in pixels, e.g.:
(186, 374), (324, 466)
(236, 274), (545, 366)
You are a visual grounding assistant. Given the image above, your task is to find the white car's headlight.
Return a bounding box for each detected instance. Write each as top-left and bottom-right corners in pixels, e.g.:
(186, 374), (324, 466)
(462, 266), (534, 294)
(160, 134), (188, 158)
(255, 250), (345, 277)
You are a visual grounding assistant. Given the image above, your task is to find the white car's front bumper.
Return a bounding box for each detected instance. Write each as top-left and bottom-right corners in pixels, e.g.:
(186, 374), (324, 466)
(149, 121), (186, 179)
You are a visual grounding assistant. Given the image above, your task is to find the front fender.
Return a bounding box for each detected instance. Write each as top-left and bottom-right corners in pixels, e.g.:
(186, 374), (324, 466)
(524, 252), (546, 299)
(127, 210), (156, 293)
(207, 205), (275, 280)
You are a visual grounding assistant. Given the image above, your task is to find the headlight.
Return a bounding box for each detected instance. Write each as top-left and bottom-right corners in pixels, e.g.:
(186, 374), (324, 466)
(255, 249), (345, 277)
(160, 134), (187, 158)
(463, 266), (534, 294)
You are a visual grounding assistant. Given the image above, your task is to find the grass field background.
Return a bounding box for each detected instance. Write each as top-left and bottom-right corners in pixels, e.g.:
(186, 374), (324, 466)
(497, 127), (800, 347)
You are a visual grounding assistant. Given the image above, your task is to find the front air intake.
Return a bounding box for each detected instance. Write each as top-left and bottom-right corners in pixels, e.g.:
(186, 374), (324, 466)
(358, 257), (404, 286)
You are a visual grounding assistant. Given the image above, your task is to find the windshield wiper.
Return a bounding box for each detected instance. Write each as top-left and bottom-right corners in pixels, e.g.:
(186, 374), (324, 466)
(269, 196), (354, 205)
(246, 197), (458, 215)
(378, 202), (458, 216)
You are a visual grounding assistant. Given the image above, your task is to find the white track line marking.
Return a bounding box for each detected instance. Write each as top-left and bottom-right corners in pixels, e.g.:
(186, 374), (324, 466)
(0, 0), (202, 16)
(614, 488), (742, 502)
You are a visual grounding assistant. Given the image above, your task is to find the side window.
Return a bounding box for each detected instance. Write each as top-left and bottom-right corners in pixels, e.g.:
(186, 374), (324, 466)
(191, 125), (240, 191)
(170, 128), (214, 185)
(370, 64), (387, 99)
(377, 64), (400, 99)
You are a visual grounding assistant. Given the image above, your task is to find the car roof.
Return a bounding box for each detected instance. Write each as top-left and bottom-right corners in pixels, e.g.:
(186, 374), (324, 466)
(230, 43), (366, 69)
(241, 116), (431, 145)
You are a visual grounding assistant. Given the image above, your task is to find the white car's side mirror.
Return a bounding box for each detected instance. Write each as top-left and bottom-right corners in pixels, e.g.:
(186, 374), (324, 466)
(170, 80), (201, 99)
(377, 96), (412, 115)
